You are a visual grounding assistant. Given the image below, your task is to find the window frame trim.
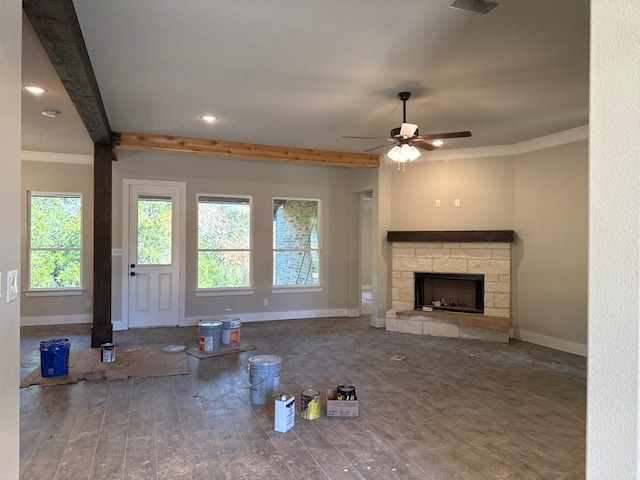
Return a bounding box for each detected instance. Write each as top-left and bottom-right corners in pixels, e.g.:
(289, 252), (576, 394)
(27, 190), (83, 292)
(272, 196), (322, 289)
(195, 193), (254, 291)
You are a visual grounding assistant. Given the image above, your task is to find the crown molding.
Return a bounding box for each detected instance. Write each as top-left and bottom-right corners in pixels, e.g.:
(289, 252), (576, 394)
(21, 150), (93, 164)
(384, 125), (589, 163)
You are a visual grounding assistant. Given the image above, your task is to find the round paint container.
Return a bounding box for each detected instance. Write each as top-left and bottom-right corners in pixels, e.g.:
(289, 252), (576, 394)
(101, 343), (115, 363)
(221, 318), (241, 348)
(198, 321), (222, 353)
(248, 355), (282, 404)
(300, 389), (320, 420)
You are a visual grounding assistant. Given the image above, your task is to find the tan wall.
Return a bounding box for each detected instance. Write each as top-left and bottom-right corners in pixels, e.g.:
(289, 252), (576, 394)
(390, 156), (515, 230)
(513, 140), (588, 346)
(20, 161), (94, 319)
(388, 143), (588, 350)
(112, 150), (351, 322)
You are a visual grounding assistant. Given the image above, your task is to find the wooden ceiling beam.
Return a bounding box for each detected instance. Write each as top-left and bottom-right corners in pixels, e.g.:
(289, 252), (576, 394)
(116, 132), (380, 168)
(23, 0), (113, 145)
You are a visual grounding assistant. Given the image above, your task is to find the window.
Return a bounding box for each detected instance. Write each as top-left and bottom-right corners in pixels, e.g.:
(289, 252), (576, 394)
(28, 192), (82, 290)
(273, 198), (320, 286)
(197, 195), (251, 289)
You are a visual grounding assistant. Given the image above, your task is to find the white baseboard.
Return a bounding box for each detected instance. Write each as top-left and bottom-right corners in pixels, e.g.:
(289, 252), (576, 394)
(182, 308), (349, 326)
(21, 314), (92, 326)
(510, 328), (587, 357)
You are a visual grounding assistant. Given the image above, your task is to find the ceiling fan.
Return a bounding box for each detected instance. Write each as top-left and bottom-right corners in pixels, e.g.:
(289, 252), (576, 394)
(344, 91), (472, 165)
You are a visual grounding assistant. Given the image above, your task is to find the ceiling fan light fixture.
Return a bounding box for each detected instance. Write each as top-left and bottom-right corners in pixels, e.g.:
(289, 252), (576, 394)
(431, 140), (445, 147)
(388, 143), (421, 163)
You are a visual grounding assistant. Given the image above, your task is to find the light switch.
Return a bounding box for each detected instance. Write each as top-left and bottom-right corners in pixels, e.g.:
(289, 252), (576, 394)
(454, 199), (461, 207)
(435, 199), (441, 208)
(7, 270), (18, 302)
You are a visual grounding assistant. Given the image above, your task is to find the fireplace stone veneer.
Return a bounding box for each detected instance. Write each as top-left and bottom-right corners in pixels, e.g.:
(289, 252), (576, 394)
(387, 233), (513, 343)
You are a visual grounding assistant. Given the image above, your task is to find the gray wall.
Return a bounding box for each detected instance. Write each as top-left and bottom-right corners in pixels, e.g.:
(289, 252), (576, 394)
(20, 161), (94, 320)
(111, 150), (352, 323)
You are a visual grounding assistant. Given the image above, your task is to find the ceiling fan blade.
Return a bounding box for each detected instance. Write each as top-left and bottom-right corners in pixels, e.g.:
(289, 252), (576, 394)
(343, 135), (388, 140)
(364, 143), (395, 153)
(416, 131), (472, 141)
(411, 140), (440, 151)
(399, 123), (418, 138)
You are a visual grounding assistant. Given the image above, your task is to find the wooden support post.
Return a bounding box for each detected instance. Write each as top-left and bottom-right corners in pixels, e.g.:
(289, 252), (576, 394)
(91, 143), (113, 347)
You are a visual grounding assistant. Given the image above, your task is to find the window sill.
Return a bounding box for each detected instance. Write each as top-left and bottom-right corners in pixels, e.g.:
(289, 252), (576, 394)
(24, 288), (85, 298)
(271, 286), (324, 294)
(194, 288), (255, 298)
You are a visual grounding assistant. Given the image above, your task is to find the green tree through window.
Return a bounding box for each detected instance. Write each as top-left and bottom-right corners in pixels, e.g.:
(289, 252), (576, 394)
(198, 195), (251, 288)
(29, 193), (82, 289)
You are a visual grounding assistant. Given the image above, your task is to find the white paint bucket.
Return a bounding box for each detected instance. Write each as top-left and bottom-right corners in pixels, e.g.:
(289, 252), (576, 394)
(248, 355), (281, 405)
(221, 318), (241, 348)
(198, 321), (222, 353)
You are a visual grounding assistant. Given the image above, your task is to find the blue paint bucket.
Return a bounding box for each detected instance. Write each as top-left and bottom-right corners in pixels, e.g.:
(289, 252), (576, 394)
(39, 338), (70, 377)
(248, 355), (282, 405)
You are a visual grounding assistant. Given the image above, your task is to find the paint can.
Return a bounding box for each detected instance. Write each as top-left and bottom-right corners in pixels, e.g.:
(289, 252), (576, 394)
(248, 355), (282, 404)
(274, 393), (295, 433)
(101, 343), (116, 363)
(39, 338), (70, 377)
(337, 384), (357, 400)
(198, 321), (222, 353)
(300, 389), (320, 420)
(221, 318), (241, 348)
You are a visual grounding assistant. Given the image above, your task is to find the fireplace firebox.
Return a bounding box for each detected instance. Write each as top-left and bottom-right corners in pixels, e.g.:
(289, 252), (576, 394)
(415, 272), (484, 314)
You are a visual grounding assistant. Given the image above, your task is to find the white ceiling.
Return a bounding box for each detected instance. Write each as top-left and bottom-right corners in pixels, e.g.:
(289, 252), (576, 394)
(21, 0), (590, 158)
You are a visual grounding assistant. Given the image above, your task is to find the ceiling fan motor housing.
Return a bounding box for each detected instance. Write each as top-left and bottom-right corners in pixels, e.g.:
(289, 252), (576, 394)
(391, 126), (419, 139)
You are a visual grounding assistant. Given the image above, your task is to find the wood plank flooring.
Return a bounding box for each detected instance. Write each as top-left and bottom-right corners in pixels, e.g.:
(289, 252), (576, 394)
(19, 317), (586, 479)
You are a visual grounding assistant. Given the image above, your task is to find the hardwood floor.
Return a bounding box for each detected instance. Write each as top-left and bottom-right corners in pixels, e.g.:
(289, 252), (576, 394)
(19, 317), (586, 479)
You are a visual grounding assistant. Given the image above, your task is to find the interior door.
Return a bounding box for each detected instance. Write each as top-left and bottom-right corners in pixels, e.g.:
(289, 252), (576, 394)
(128, 184), (181, 328)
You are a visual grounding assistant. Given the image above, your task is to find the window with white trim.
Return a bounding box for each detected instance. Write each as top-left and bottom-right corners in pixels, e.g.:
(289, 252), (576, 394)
(197, 194), (252, 289)
(273, 198), (320, 286)
(28, 192), (82, 290)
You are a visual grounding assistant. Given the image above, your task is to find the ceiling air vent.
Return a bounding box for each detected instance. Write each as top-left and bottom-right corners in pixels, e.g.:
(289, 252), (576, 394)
(449, 0), (500, 15)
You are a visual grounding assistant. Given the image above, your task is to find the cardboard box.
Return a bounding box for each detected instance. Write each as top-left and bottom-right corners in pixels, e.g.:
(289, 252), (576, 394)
(326, 389), (359, 417)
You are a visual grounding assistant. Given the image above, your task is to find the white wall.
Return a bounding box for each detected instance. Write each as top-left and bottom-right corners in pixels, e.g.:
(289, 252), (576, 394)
(588, 1), (640, 477)
(0, 0), (22, 476)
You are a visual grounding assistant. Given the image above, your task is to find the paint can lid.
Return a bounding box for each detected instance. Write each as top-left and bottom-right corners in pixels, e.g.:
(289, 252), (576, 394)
(248, 354), (282, 366)
(199, 321), (222, 328)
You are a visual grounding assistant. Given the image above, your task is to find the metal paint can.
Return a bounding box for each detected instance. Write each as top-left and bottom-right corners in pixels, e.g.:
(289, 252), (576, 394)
(300, 389), (320, 420)
(337, 384), (357, 401)
(101, 343), (115, 363)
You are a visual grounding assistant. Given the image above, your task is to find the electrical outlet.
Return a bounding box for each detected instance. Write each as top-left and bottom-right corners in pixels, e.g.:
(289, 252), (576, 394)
(7, 270), (18, 302)
(435, 199), (441, 208)
(454, 199), (461, 207)
(264, 298), (269, 306)
(86, 300), (92, 307)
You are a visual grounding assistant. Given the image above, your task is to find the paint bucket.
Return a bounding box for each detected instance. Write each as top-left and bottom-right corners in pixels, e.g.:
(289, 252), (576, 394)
(300, 389), (320, 420)
(39, 338), (70, 377)
(101, 343), (116, 363)
(199, 321), (222, 353)
(248, 355), (282, 404)
(337, 384), (357, 400)
(221, 318), (241, 348)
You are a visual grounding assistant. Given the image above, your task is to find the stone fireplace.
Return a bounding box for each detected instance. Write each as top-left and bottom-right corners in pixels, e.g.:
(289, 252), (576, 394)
(386, 230), (514, 342)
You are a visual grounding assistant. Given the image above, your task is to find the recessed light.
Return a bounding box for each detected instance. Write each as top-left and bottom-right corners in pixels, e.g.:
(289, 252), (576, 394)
(41, 109), (61, 118)
(200, 114), (217, 123)
(24, 85), (47, 95)
(431, 140), (445, 147)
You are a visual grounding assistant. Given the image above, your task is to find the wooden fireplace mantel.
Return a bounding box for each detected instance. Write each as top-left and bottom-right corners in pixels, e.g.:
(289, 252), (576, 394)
(387, 230), (515, 243)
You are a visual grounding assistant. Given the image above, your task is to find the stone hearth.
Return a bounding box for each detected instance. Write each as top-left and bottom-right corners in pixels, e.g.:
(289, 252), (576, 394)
(387, 231), (514, 343)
